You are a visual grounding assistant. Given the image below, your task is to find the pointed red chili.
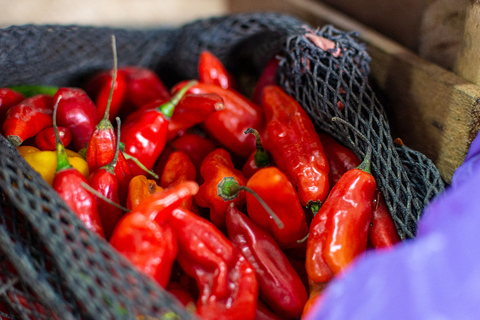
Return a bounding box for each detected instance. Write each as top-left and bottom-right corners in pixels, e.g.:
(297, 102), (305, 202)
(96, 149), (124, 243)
(198, 50), (233, 89)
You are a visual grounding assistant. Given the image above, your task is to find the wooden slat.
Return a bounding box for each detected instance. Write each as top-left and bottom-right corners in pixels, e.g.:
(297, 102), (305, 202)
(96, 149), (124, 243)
(456, 1), (480, 85)
(228, 0), (480, 183)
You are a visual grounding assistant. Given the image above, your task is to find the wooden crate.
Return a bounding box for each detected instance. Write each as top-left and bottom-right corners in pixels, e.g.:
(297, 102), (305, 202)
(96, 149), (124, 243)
(228, 0), (480, 184)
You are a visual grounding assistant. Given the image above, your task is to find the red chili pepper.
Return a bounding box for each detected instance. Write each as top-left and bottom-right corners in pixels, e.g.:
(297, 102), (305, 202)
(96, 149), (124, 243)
(83, 68), (127, 123)
(120, 81), (196, 176)
(0, 88), (24, 125)
(198, 50), (233, 89)
(369, 190), (401, 249)
(2, 94), (53, 147)
(306, 155), (375, 287)
(261, 85), (329, 214)
(34, 126), (72, 151)
(255, 300), (287, 320)
(318, 132), (361, 189)
(159, 151), (196, 209)
(109, 181), (199, 287)
(194, 148), (247, 230)
(51, 96), (105, 238)
(226, 204), (308, 319)
(87, 118), (124, 240)
(126, 175), (163, 211)
(154, 133), (217, 184)
(172, 81), (264, 158)
(242, 128), (271, 179)
(53, 87), (97, 151)
(252, 57), (279, 105)
(118, 66), (171, 117)
(167, 93), (225, 140)
(170, 206), (258, 320)
(245, 166), (308, 248)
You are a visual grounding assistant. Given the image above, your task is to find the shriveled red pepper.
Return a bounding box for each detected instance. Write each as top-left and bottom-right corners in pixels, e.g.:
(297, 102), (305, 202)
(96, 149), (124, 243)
(126, 175), (163, 211)
(118, 66), (171, 117)
(0, 88), (24, 125)
(242, 128), (272, 179)
(34, 126), (72, 151)
(120, 81), (196, 176)
(54, 87), (97, 151)
(318, 132), (361, 188)
(2, 94), (53, 147)
(172, 81), (264, 158)
(170, 206), (258, 320)
(198, 50), (233, 89)
(51, 96), (105, 238)
(87, 118), (124, 240)
(109, 181), (199, 287)
(252, 57), (279, 105)
(306, 155), (375, 288)
(369, 190), (401, 249)
(195, 148), (247, 229)
(226, 204), (308, 319)
(261, 85), (329, 214)
(154, 133), (217, 184)
(167, 92), (225, 140)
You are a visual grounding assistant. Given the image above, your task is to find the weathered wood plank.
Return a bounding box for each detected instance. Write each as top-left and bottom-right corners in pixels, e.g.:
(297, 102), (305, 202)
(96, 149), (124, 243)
(228, 0), (480, 183)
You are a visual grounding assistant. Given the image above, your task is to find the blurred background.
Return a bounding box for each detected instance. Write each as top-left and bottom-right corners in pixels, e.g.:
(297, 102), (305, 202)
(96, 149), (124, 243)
(0, 0), (228, 27)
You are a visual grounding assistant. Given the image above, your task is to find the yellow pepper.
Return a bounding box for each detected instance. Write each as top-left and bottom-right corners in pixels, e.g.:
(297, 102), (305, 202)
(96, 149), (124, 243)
(17, 146), (89, 185)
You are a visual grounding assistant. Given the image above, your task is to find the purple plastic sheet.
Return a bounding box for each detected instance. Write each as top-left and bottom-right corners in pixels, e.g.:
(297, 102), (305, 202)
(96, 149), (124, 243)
(305, 133), (480, 320)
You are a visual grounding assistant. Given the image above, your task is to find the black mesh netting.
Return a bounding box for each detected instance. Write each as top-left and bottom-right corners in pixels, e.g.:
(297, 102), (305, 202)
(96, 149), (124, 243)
(0, 12), (445, 319)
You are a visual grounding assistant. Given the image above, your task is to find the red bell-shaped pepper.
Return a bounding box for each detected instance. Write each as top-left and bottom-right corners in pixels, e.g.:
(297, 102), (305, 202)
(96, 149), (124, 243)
(261, 85), (330, 214)
(226, 204), (308, 319)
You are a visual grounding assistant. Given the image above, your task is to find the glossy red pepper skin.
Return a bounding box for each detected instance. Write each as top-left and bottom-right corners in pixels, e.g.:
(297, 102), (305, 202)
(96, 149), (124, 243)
(242, 128), (271, 179)
(2, 94), (53, 147)
(84, 69), (127, 123)
(53, 168), (105, 238)
(246, 166), (309, 248)
(86, 122), (116, 173)
(252, 57), (279, 105)
(261, 85), (329, 211)
(114, 152), (134, 205)
(54, 88), (98, 151)
(88, 168), (122, 240)
(173, 81), (264, 158)
(118, 66), (171, 116)
(195, 148), (247, 229)
(0, 88), (24, 125)
(318, 132), (361, 189)
(109, 181), (199, 287)
(226, 205), (308, 319)
(198, 50), (233, 89)
(34, 126), (72, 151)
(160, 151), (196, 209)
(369, 190), (401, 249)
(306, 164), (376, 284)
(170, 207), (258, 320)
(167, 93), (224, 140)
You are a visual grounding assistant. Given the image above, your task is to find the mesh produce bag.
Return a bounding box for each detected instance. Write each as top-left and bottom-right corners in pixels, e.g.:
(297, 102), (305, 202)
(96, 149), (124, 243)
(0, 12), (445, 319)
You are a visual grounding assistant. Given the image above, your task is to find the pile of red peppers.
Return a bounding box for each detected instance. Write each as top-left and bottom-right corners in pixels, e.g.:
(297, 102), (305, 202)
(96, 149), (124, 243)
(0, 43), (403, 319)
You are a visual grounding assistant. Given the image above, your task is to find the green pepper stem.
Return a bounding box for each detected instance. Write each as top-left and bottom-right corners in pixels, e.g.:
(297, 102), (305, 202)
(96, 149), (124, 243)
(217, 176), (284, 229)
(53, 95), (72, 172)
(244, 128), (270, 168)
(101, 117), (121, 174)
(81, 182), (130, 212)
(97, 35), (118, 129)
(157, 80), (197, 119)
(122, 152), (159, 179)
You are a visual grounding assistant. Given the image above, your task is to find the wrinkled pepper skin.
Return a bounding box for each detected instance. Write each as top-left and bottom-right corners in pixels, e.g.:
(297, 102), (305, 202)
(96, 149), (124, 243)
(126, 175), (163, 211)
(86, 119), (116, 173)
(173, 81), (264, 158)
(198, 50), (233, 89)
(369, 190), (401, 249)
(170, 207), (258, 320)
(261, 85), (329, 212)
(306, 162), (376, 285)
(226, 205), (308, 319)
(54, 88), (98, 151)
(2, 94), (53, 147)
(246, 166), (309, 248)
(195, 148), (247, 229)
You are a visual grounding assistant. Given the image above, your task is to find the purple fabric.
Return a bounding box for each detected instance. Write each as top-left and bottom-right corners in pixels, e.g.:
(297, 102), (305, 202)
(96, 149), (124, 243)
(305, 133), (480, 320)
